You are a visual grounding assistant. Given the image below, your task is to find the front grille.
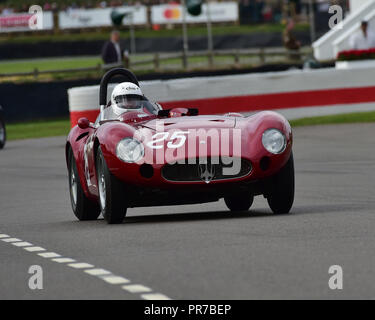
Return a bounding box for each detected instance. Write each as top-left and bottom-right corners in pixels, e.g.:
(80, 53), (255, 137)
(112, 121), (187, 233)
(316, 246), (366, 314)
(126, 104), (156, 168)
(162, 157), (252, 182)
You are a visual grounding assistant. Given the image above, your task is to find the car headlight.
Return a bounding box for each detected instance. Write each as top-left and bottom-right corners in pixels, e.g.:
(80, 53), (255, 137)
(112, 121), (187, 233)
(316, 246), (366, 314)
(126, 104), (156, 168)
(262, 129), (286, 154)
(116, 138), (144, 163)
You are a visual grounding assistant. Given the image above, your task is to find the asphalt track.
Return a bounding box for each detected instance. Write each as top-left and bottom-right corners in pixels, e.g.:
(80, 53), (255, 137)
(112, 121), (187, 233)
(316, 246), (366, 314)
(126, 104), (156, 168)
(0, 123), (374, 300)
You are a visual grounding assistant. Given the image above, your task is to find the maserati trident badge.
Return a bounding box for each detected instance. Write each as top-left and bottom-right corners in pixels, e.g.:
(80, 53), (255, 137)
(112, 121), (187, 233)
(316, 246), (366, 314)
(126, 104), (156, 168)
(199, 162), (215, 184)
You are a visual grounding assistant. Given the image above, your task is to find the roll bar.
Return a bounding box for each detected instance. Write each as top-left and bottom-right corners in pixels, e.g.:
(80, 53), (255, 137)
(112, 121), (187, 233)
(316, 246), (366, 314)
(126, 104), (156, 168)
(99, 68), (139, 106)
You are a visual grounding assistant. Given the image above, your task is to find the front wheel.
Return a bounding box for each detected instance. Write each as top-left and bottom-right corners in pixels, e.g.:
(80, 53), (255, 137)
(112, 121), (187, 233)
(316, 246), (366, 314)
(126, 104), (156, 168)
(68, 148), (100, 221)
(267, 152), (295, 214)
(0, 117), (6, 149)
(225, 193), (254, 212)
(96, 147), (127, 224)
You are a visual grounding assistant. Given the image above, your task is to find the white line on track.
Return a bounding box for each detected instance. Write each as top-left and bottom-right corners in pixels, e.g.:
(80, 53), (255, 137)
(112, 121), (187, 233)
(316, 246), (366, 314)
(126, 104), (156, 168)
(141, 293), (172, 300)
(2, 238), (22, 243)
(24, 246), (46, 252)
(0, 232), (171, 300)
(38, 252), (61, 258)
(68, 262), (94, 269)
(122, 284), (152, 293)
(52, 258), (76, 263)
(12, 242), (32, 247)
(84, 269), (111, 276)
(101, 275), (130, 285)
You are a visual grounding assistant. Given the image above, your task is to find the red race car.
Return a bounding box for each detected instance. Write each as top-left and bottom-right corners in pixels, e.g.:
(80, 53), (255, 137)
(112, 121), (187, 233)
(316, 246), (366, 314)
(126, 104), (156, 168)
(66, 68), (294, 224)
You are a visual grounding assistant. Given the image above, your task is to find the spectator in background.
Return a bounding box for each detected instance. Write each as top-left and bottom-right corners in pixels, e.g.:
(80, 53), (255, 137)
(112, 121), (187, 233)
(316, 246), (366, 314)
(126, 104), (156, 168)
(283, 19), (301, 51)
(43, 3), (52, 11)
(101, 30), (129, 66)
(350, 21), (375, 50)
(283, 19), (301, 60)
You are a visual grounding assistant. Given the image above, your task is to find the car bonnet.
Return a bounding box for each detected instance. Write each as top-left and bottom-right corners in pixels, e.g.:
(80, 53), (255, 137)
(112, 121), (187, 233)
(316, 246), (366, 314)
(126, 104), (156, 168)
(139, 115), (236, 131)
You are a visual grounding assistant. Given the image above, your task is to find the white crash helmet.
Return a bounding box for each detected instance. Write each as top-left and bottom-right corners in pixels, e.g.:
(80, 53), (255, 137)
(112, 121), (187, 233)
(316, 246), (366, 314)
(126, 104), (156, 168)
(111, 82), (144, 116)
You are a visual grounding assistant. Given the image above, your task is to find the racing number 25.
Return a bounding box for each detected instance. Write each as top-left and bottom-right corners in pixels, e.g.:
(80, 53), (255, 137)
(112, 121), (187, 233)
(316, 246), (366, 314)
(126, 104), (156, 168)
(146, 131), (189, 149)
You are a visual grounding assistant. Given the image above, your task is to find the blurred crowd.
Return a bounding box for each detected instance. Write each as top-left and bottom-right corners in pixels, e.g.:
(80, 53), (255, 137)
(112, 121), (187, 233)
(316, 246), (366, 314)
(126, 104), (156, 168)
(1, 0), (185, 14)
(240, 0), (349, 24)
(0, 0), (349, 18)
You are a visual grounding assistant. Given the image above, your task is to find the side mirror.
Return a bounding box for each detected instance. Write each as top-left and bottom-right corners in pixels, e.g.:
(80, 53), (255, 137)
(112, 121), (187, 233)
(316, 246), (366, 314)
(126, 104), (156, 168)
(158, 108), (199, 118)
(78, 117), (90, 129)
(170, 108), (199, 117)
(170, 108), (189, 117)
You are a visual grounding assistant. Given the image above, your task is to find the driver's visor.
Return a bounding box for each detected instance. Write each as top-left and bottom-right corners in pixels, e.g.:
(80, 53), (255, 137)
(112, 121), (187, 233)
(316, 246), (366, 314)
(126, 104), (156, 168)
(114, 94), (144, 109)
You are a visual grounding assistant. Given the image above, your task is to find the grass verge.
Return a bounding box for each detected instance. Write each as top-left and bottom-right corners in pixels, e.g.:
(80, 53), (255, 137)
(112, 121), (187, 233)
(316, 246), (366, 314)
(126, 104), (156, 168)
(5, 111), (375, 141)
(6, 118), (71, 141)
(0, 24), (309, 44)
(289, 111), (375, 127)
(0, 53), (291, 82)
(0, 54), (238, 74)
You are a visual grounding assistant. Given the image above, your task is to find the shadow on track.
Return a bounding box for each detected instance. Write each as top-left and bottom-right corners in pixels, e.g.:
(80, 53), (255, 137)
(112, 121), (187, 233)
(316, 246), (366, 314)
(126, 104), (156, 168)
(121, 202), (370, 225)
(53, 202), (369, 229)
(123, 210), (273, 225)
(52, 209), (274, 229)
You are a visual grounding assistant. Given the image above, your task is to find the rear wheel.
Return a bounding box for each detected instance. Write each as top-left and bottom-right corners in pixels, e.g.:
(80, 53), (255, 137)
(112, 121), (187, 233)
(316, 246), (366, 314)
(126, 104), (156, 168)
(96, 147), (127, 224)
(68, 148), (100, 221)
(267, 152), (295, 214)
(225, 193), (254, 212)
(0, 117), (6, 149)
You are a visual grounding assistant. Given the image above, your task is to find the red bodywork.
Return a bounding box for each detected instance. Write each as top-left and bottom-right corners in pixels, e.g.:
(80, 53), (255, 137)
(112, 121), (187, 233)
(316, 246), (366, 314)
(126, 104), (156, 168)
(66, 109), (292, 208)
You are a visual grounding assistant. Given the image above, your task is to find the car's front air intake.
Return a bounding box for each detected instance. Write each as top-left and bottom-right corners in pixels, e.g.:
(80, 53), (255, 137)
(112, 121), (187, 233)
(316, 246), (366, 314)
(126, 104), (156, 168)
(162, 157), (252, 183)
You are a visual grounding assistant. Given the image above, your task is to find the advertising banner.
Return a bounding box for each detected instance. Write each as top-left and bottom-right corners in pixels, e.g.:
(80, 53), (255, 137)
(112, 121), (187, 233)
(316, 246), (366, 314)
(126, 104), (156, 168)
(151, 2), (238, 25)
(0, 11), (53, 32)
(59, 6), (147, 29)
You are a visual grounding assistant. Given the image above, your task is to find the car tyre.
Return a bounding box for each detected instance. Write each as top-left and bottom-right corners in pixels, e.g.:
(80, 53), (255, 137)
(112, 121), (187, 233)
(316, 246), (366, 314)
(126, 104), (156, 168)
(68, 148), (100, 221)
(225, 193), (254, 212)
(0, 117), (6, 149)
(96, 147), (127, 224)
(267, 152), (295, 214)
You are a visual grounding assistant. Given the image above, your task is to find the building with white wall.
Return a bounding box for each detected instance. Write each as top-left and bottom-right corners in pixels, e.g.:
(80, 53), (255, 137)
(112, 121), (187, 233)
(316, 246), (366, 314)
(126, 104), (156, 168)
(313, 0), (375, 61)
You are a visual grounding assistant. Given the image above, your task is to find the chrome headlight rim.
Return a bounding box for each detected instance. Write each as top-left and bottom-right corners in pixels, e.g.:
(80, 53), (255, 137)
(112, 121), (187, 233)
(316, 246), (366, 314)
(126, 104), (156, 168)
(116, 137), (144, 163)
(262, 128), (287, 155)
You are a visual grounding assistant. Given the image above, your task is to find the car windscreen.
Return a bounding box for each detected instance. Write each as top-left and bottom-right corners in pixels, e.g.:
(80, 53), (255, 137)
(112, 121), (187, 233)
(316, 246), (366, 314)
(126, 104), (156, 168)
(101, 100), (160, 121)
